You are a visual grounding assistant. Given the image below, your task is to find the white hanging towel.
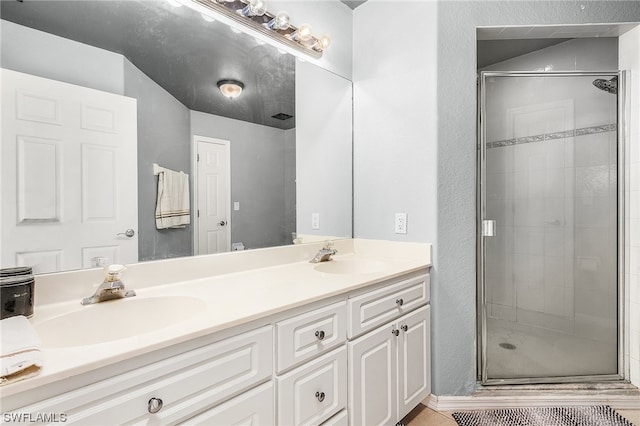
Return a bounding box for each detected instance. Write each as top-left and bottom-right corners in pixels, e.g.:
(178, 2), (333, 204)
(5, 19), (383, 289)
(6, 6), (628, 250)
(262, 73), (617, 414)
(0, 315), (43, 386)
(155, 168), (191, 229)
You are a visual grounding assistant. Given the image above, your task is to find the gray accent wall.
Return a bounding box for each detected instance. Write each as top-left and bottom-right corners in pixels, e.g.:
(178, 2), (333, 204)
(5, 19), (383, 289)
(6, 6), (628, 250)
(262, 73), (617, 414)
(124, 59), (192, 262)
(354, 0), (640, 397)
(190, 111), (293, 250)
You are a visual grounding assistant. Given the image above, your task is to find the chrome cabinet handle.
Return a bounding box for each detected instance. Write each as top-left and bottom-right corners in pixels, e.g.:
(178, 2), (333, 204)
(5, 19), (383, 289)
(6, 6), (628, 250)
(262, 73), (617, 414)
(148, 397), (163, 414)
(117, 228), (135, 238)
(392, 328), (399, 337)
(315, 330), (325, 340)
(315, 391), (325, 402)
(218, 220), (227, 226)
(396, 298), (404, 306)
(401, 325), (408, 332)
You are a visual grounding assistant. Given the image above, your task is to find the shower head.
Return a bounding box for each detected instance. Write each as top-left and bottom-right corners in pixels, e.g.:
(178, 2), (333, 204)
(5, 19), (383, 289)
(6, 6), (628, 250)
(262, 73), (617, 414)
(592, 76), (618, 95)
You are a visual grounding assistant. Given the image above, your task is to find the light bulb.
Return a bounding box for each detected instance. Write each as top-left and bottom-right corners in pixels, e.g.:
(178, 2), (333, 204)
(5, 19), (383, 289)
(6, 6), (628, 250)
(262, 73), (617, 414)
(290, 23), (312, 42)
(166, 0), (182, 7)
(313, 34), (331, 51)
(265, 11), (290, 30)
(217, 80), (244, 99)
(201, 13), (215, 22)
(240, 0), (267, 17)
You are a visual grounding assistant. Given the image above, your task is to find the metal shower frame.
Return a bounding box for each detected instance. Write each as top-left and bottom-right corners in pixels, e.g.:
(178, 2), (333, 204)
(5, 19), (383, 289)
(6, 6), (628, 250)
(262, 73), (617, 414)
(476, 70), (627, 386)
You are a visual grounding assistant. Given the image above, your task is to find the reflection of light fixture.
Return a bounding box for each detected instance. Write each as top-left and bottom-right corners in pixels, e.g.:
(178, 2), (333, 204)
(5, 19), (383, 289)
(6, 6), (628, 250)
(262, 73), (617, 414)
(265, 11), (290, 30)
(217, 80), (244, 99)
(239, 0), (267, 17)
(187, 0), (331, 59)
(289, 23), (312, 42)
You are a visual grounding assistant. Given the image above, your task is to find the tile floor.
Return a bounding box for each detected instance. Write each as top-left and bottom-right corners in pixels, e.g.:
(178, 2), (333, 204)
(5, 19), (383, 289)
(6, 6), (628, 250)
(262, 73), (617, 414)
(404, 404), (640, 425)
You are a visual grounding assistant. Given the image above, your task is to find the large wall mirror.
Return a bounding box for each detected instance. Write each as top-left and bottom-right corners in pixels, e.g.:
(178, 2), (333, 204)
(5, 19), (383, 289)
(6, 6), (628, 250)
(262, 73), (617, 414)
(0, 0), (353, 274)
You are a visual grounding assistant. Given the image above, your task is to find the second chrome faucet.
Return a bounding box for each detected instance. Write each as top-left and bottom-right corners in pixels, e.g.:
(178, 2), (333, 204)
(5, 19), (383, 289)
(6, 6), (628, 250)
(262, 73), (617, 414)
(310, 242), (338, 263)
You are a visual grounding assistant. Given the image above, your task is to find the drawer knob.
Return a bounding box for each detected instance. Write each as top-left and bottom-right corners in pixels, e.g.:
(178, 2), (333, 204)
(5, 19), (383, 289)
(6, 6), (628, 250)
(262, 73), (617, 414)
(396, 298), (404, 306)
(315, 330), (326, 340)
(392, 328), (400, 337)
(401, 325), (409, 332)
(148, 397), (163, 414)
(315, 391), (326, 402)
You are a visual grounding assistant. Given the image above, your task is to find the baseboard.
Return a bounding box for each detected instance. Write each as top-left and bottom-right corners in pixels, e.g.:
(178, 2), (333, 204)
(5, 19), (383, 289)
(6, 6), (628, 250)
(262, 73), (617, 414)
(423, 393), (640, 411)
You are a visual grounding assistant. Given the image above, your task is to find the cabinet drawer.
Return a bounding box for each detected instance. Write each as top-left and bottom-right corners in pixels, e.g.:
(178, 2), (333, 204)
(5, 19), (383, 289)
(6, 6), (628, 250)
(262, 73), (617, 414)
(276, 301), (347, 373)
(15, 325), (273, 425)
(348, 274), (429, 338)
(277, 346), (347, 426)
(321, 409), (348, 426)
(182, 382), (274, 425)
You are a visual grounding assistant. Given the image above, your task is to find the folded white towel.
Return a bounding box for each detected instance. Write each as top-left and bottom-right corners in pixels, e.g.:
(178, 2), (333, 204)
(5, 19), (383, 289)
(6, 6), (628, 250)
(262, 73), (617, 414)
(155, 168), (191, 229)
(1, 315), (43, 385)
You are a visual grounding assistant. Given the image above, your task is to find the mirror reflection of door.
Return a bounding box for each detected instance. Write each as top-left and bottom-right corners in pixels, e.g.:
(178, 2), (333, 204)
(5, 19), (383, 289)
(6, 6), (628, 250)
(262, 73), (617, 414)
(195, 136), (230, 255)
(1, 69), (138, 273)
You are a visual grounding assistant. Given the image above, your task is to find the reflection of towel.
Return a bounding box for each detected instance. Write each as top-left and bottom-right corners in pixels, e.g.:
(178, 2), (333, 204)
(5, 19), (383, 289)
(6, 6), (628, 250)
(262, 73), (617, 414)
(0, 315), (43, 386)
(155, 169), (190, 229)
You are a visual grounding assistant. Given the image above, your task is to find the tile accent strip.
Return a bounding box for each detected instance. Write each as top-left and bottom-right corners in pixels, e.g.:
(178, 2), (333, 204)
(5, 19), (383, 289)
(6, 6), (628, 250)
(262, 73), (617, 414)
(487, 123), (616, 148)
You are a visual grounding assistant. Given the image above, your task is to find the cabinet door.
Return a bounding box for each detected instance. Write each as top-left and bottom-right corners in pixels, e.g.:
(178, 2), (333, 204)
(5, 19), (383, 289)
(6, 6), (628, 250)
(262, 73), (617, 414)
(397, 305), (430, 420)
(182, 382), (274, 425)
(348, 322), (397, 426)
(277, 347), (347, 426)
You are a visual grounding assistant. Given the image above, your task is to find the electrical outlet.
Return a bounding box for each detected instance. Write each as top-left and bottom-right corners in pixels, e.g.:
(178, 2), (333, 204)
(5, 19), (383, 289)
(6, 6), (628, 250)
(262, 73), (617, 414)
(312, 213), (320, 230)
(233, 202), (240, 211)
(395, 213), (407, 234)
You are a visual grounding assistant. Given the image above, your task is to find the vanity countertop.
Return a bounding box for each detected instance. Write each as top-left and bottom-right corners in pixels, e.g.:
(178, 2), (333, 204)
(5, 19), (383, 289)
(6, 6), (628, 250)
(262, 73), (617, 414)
(0, 239), (431, 398)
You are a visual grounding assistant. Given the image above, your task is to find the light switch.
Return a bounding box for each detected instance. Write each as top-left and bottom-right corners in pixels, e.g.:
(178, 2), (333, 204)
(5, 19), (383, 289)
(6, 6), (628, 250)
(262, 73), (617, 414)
(234, 202), (240, 211)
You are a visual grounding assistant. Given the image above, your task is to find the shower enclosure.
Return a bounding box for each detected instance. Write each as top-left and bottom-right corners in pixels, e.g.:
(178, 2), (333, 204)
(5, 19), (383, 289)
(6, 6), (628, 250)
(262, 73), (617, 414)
(478, 71), (625, 384)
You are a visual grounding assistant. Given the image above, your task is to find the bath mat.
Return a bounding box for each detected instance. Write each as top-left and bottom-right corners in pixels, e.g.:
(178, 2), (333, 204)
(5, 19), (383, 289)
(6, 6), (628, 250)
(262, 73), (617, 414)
(452, 405), (633, 426)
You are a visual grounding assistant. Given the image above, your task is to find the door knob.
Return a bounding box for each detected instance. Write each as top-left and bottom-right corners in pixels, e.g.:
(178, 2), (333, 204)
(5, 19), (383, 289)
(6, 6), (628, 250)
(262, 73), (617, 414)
(218, 220), (227, 226)
(117, 229), (135, 238)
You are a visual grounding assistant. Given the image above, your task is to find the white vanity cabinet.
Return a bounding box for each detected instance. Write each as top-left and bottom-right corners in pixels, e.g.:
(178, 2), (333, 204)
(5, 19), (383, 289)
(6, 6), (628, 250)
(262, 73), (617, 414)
(348, 274), (431, 426)
(10, 326), (273, 425)
(5, 266), (431, 426)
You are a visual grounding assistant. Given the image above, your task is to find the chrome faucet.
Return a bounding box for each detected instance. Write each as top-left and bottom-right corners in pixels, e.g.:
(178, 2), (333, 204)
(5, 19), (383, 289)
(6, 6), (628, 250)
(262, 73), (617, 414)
(81, 265), (136, 305)
(310, 242), (338, 263)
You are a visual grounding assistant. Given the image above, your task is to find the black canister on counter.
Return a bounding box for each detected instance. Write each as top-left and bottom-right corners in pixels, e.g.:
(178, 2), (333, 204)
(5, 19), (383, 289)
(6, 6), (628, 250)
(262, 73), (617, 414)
(0, 267), (34, 319)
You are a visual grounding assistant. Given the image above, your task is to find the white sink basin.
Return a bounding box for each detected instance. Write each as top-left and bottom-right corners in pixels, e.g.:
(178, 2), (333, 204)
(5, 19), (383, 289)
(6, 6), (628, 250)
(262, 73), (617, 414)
(34, 296), (206, 348)
(313, 258), (388, 275)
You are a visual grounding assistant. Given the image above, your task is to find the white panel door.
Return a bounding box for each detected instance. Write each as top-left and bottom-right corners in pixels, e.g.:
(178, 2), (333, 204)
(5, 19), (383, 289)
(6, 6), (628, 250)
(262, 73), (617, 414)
(348, 323), (397, 426)
(1, 69), (138, 273)
(195, 137), (230, 254)
(397, 305), (430, 420)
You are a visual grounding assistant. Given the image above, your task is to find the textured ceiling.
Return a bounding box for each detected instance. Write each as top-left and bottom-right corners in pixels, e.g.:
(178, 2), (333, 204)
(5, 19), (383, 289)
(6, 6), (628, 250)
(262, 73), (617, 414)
(1, 0), (296, 130)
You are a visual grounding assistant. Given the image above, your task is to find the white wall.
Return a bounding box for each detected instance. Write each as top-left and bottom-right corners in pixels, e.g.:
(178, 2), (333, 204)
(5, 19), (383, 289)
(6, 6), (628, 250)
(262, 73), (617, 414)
(353, 0), (640, 396)
(1, 20), (124, 95)
(296, 60), (352, 239)
(353, 1), (438, 244)
(619, 25), (640, 388)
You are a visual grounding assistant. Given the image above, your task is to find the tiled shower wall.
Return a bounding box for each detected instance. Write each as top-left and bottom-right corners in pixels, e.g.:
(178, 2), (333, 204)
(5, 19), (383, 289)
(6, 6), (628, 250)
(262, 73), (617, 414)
(483, 38), (619, 346)
(620, 26), (640, 387)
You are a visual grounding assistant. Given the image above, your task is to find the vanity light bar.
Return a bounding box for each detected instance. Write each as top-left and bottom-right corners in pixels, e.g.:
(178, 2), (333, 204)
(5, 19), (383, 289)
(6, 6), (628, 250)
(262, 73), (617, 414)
(187, 0), (325, 59)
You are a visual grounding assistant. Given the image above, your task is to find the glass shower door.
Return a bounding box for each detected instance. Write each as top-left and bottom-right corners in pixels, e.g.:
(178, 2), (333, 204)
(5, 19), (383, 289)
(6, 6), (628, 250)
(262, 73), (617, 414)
(479, 72), (622, 383)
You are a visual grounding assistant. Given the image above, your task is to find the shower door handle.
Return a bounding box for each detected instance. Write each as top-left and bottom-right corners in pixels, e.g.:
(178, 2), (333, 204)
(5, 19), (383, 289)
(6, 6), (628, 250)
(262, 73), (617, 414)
(482, 220), (496, 237)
